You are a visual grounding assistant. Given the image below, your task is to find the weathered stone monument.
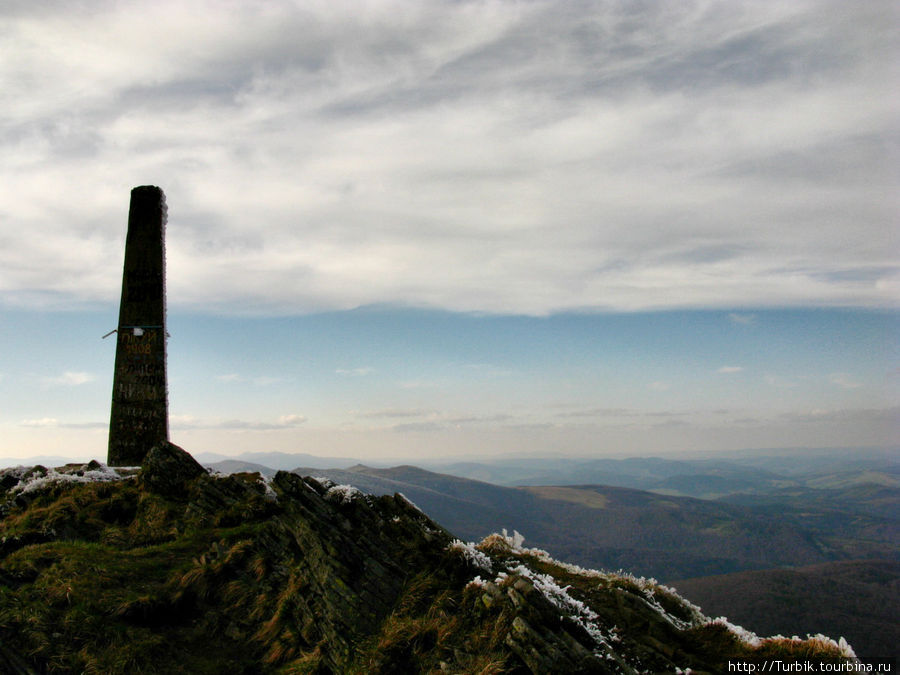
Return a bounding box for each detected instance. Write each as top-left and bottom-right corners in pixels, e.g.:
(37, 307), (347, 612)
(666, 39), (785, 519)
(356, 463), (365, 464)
(108, 186), (169, 466)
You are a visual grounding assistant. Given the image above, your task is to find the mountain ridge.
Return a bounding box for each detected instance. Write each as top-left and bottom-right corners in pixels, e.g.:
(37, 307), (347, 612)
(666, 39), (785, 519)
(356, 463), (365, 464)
(0, 444), (858, 672)
(276, 463), (898, 581)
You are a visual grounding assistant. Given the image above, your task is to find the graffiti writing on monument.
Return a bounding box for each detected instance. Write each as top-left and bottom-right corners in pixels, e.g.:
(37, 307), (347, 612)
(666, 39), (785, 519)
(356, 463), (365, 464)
(110, 327), (167, 457)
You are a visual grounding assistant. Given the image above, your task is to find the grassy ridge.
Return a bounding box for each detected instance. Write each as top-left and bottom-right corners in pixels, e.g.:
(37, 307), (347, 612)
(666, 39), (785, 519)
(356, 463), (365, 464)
(0, 445), (859, 673)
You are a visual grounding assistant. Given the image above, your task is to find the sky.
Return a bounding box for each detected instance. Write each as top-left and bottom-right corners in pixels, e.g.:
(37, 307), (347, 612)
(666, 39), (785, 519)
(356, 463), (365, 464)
(1, 1), (897, 462)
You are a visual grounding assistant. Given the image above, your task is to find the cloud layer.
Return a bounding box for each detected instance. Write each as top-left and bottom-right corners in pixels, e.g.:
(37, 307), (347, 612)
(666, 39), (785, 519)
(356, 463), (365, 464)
(1, 0), (897, 315)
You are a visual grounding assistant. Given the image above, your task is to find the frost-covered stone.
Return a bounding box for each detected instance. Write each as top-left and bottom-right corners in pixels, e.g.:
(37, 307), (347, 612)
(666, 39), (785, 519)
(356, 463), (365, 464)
(448, 539), (493, 572)
(325, 483), (365, 504)
(3, 461), (130, 497)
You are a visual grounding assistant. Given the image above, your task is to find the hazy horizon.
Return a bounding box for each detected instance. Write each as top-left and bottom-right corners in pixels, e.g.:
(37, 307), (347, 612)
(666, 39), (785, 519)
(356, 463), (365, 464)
(2, 441), (896, 472)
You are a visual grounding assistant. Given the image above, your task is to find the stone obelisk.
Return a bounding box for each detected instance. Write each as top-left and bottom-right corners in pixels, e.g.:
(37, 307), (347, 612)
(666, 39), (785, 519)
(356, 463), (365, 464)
(108, 186), (169, 466)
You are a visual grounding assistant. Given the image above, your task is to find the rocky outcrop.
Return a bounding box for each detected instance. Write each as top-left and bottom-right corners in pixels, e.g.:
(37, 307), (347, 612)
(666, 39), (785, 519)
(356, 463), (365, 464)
(0, 444), (857, 673)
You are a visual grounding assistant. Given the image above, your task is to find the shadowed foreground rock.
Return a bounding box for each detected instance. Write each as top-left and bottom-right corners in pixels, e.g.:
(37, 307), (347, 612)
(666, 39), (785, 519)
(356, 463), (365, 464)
(0, 444), (856, 673)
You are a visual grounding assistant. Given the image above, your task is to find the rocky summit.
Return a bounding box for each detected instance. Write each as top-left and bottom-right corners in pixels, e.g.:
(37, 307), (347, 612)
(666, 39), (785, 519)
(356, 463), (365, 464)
(0, 443), (856, 673)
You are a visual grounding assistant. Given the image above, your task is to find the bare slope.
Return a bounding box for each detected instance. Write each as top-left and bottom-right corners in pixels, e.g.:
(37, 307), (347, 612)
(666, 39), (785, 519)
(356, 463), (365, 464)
(671, 560), (900, 660)
(301, 465), (898, 581)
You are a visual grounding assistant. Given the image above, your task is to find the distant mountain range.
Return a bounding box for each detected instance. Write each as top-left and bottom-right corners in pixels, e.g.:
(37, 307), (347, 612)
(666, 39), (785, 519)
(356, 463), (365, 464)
(426, 447), (899, 498)
(7, 446), (895, 499)
(194, 445), (899, 498)
(250, 463), (895, 581)
(196, 450), (362, 471)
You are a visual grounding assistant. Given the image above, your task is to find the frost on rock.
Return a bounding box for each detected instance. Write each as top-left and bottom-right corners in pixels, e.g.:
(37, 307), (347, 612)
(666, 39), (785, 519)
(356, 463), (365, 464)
(500, 528), (527, 551)
(473, 530), (625, 654)
(473, 530), (762, 669)
(485, 529), (705, 633)
(396, 492), (423, 513)
(9, 463), (129, 496)
(448, 539), (493, 572)
(1, 466), (31, 481)
(325, 484), (365, 504)
(547, 557), (607, 580)
(504, 563), (612, 650)
(707, 617), (763, 648)
(257, 474), (278, 502)
(207, 469), (277, 502)
(495, 528), (557, 561)
(799, 634), (855, 658)
(610, 571), (705, 630)
(706, 619), (857, 658)
(815, 635), (857, 659)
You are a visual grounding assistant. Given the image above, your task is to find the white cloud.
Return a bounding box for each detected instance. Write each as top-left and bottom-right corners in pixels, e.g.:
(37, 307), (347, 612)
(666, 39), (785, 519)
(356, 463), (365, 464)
(398, 380), (439, 389)
(215, 373), (284, 385)
(1, 1), (896, 315)
(556, 407), (636, 419)
(462, 363), (514, 378)
(336, 367), (374, 377)
(829, 373), (862, 389)
(728, 314), (757, 325)
(61, 421), (107, 430)
(779, 406), (897, 424)
(170, 414), (202, 428)
(351, 408), (516, 431)
(251, 376), (284, 386)
(354, 409), (437, 419)
(43, 371), (95, 386)
(717, 366), (744, 374)
(392, 422), (445, 433)
(276, 414), (307, 427)
(765, 373), (798, 388)
(20, 418), (60, 427)
(172, 414), (306, 430)
(648, 381), (671, 392)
